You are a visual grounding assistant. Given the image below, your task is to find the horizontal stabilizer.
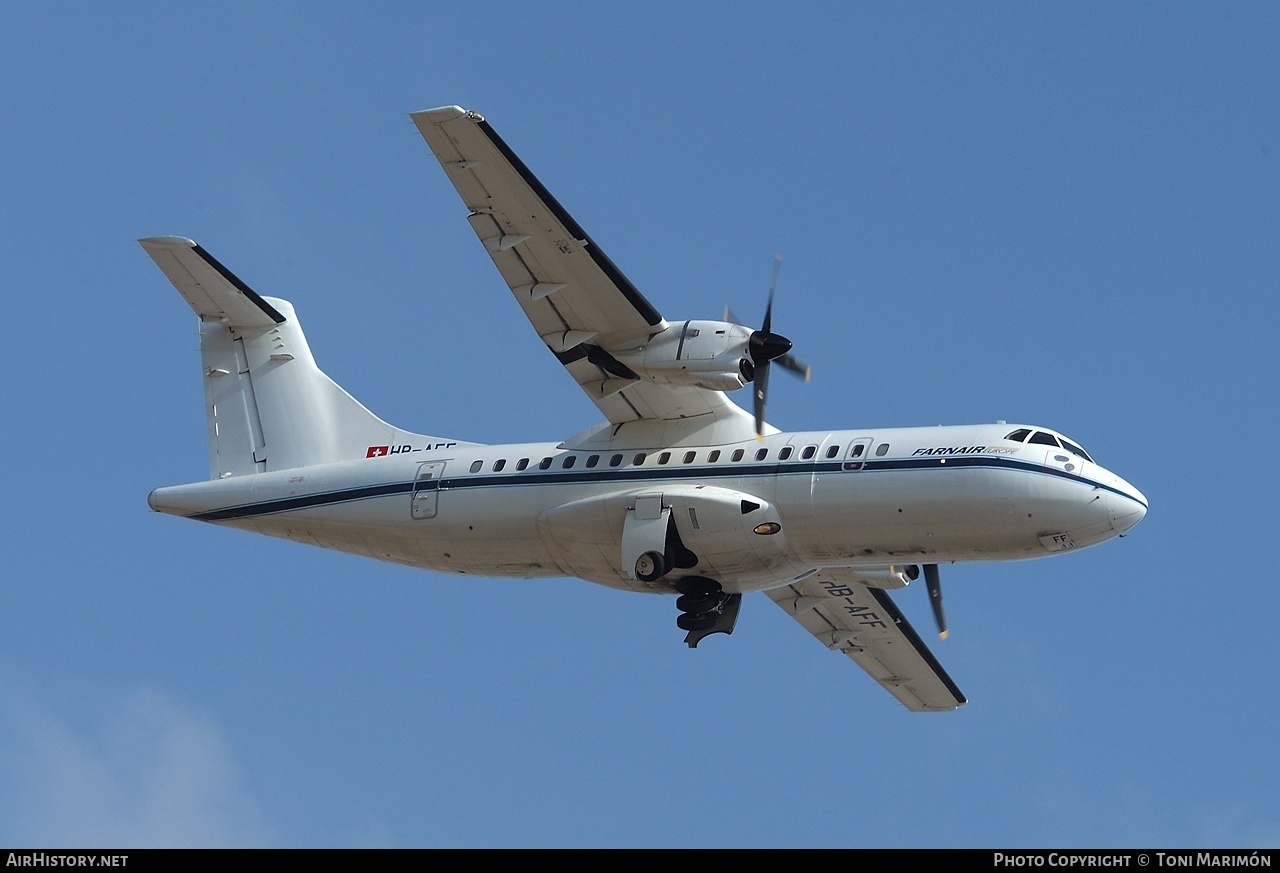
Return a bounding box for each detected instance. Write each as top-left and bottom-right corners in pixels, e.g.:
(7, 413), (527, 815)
(139, 236), (285, 327)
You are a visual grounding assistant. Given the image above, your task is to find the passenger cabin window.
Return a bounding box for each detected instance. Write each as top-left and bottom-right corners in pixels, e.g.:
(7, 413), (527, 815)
(1028, 431), (1060, 447)
(708, 450), (721, 463)
(683, 451), (696, 464)
(492, 459), (506, 472)
(779, 447), (793, 460)
(657, 452), (671, 465)
(755, 448), (768, 461)
(516, 458), (529, 471)
(469, 460), (483, 473)
(539, 457), (553, 470)
(1005, 428), (1032, 442)
(633, 453), (646, 465)
(826, 445), (840, 459)
(586, 454), (599, 468)
(850, 443), (866, 458)
(802, 445), (817, 460)
(562, 456), (576, 469)
(609, 454), (623, 467)
(875, 443), (890, 457)
(731, 449), (744, 462)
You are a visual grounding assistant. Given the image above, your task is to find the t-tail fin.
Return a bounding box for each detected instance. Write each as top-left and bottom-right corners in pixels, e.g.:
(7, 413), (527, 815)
(141, 237), (474, 479)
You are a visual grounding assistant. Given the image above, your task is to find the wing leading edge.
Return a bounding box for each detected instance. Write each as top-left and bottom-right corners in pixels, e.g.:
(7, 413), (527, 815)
(410, 106), (756, 434)
(766, 572), (967, 711)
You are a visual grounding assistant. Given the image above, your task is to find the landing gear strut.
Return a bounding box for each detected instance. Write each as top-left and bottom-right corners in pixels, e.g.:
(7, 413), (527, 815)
(673, 576), (741, 647)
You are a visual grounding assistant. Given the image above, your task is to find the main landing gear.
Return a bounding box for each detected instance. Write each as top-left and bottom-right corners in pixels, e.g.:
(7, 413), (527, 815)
(623, 511), (739, 646)
(673, 576), (741, 648)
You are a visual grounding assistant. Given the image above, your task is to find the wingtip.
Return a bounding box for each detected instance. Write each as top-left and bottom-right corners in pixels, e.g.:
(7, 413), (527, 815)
(409, 105), (474, 124)
(138, 235), (197, 249)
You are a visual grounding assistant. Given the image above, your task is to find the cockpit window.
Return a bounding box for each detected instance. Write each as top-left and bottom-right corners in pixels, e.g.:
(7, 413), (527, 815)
(1028, 431), (1061, 447)
(1004, 428), (1031, 442)
(1059, 437), (1093, 462)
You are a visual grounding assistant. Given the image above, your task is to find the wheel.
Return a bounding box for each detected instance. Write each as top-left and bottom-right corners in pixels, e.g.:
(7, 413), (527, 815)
(674, 576), (720, 597)
(634, 550), (667, 582)
(677, 612), (716, 631)
(676, 592), (717, 614)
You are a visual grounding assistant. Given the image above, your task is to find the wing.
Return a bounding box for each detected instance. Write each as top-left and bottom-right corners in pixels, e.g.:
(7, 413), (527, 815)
(410, 106), (753, 431)
(766, 571), (967, 711)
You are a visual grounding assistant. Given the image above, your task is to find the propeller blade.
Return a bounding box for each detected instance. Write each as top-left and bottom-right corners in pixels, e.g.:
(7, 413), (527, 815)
(777, 351), (811, 382)
(753, 359), (771, 438)
(731, 252), (807, 437)
(923, 563), (948, 639)
(760, 252), (781, 336)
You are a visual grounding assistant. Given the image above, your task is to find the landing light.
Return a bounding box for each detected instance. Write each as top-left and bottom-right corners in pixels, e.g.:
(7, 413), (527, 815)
(753, 522), (782, 536)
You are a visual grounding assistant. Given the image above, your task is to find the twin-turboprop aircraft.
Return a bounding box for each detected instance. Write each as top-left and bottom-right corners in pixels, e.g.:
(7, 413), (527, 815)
(143, 105), (1147, 711)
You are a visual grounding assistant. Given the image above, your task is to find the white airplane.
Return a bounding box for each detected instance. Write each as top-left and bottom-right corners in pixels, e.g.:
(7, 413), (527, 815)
(142, 105), (1147, 712)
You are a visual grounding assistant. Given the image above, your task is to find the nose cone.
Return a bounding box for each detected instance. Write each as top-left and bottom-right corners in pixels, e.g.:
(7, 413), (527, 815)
(1107, 479), (1148, 535)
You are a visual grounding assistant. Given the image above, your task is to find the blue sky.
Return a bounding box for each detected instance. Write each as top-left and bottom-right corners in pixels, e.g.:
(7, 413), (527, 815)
(1, 2), (1277, 848)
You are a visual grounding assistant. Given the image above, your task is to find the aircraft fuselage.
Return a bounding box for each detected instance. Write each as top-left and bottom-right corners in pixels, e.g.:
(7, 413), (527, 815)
(149, 422), (1147, 595)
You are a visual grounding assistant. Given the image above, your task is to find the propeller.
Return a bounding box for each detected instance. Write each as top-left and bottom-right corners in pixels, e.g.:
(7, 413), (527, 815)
(726, 255), (811, 437)
(923, 563), (948, 639)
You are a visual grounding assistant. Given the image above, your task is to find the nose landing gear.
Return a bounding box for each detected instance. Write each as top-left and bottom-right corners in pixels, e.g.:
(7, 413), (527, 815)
(673, 576), (741, 647)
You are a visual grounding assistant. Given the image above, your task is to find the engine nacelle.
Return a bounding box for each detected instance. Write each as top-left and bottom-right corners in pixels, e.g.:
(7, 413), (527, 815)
(612, 320), (755, 391)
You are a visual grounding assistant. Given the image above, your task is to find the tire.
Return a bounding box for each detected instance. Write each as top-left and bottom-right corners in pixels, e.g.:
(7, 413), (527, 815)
(676, 593), (717, 614)
(674, 577), (720, 597)
(677, 612), (716, 632)
(635, 550), (667, 582)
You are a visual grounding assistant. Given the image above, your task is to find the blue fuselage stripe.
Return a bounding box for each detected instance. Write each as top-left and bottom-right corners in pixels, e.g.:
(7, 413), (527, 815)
(190, 454), (1142, 522)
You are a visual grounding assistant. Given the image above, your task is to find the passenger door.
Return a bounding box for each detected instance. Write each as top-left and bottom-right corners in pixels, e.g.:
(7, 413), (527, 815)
(411, 462), (446, 519)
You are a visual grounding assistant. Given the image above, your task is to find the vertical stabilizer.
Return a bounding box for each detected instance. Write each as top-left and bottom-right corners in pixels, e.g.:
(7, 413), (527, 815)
(141, 237), (474, 478)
